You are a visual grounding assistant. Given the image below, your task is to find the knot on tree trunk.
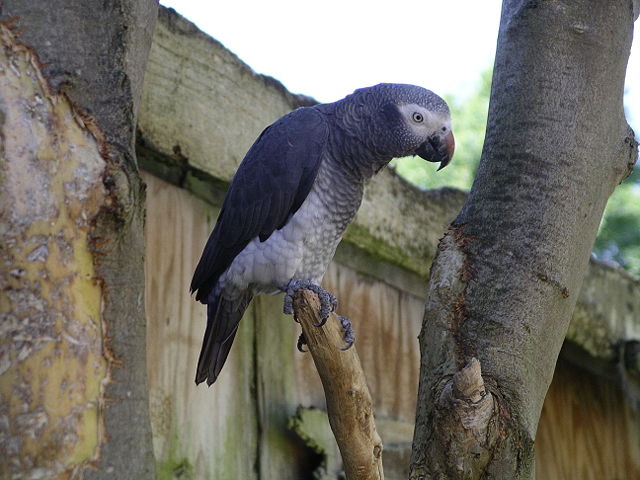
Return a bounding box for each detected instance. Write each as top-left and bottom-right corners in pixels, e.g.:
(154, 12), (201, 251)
(435, 358), (497, 480)
(622, 126), (638, 182)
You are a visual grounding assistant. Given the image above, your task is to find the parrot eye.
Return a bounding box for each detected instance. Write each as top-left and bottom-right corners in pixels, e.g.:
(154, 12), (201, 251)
(412, 112), (424, 123)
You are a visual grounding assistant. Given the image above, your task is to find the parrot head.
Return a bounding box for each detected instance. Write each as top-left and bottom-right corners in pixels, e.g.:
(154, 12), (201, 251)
(361, 83), (455, 170)
(403, 104), (456, 171)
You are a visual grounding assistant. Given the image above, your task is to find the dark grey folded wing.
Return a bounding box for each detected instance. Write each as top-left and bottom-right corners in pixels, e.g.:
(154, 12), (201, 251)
(190, 106), (328, 302)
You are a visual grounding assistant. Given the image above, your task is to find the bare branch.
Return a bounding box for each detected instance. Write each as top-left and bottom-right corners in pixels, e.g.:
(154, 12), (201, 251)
(293, 290), (384, 480)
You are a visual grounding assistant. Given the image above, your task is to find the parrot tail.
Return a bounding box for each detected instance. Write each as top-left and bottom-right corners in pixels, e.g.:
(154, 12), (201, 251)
(195, 292), (252, 386)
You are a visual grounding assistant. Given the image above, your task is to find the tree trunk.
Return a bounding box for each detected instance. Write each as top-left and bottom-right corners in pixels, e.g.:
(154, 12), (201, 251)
(0, 1), (157, 478)
(410, 1), (638, 479)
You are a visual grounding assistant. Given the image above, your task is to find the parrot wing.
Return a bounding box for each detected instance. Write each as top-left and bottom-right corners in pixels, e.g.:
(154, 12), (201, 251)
(190, 106), (329, 302)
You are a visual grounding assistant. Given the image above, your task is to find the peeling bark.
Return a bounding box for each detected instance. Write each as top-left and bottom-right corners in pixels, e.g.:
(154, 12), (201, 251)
(0, 24), (108, 478)
(0, 1), (157, 478)
(410, 1), (638, 478)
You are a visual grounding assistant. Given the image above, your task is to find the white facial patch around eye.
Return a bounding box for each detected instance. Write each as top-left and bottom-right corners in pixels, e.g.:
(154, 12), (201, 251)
(397, 103), (449, 135)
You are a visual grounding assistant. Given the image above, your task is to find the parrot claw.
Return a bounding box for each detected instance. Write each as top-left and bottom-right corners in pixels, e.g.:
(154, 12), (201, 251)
(283, 280), (354, 352)
(338, 315), (355, 350)
(297, 333), (308, 352)
(296, 317), (354, 353)
(282, 280), (337, 324)
(313, 315), (329, 328)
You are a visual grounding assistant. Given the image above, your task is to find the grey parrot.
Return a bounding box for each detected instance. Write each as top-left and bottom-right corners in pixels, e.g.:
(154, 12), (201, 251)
(191, 83), (455, 385)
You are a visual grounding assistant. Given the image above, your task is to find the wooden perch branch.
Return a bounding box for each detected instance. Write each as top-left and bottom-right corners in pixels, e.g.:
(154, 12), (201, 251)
(293, 289), (384, 480)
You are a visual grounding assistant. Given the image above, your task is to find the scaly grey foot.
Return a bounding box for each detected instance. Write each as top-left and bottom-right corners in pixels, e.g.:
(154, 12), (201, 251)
(282, 279), (337, 326)
(338, 315), (355, 350)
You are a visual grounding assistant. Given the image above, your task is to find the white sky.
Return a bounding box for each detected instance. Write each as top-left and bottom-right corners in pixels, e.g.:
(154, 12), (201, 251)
(160, 0), (639, 131)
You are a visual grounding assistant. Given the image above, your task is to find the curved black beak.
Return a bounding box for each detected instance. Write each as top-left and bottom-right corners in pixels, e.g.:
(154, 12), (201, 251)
(415, 130), (455, 170)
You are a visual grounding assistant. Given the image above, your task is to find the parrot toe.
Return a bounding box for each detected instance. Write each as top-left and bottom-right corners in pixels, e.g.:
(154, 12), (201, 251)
(283, 279), (337, 325)
(283, 280), (355, 352)
(296, 333), (308, 352)
(338, 315), (355, 350)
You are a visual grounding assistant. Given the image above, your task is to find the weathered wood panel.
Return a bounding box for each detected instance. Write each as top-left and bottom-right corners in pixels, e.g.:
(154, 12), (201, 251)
(569, 262), (640, 362)
(255, 264), (425, 414)
(143, 173), (430, 477)
(253, 294), (319, 480)
(144, 173), (258, 479)
(143, 171), (640, 479)
(138, 8), (306, 185)
(536, 356), (640, 479)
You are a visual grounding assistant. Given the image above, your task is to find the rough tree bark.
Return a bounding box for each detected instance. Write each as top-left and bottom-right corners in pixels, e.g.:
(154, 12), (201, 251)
(410, 1), (638, 479)
(0, 1), (157, 478)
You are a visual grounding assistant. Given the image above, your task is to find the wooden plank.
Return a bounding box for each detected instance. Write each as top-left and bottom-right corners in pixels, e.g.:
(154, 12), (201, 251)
(536, 356), (640, 479)
(279, 263), (425, 423)
(143, 172), (258, 479)
(249, 259), (425, 477)
(253, 293), (319, 480)
(138, 8), (304, 185)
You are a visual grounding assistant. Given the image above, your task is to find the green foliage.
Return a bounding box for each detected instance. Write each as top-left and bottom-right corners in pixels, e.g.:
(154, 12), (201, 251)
(392, 68), (640, 276)
(593, 166), (640, 274)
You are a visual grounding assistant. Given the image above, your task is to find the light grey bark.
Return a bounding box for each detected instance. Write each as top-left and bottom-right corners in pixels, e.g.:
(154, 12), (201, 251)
(410, 1), (638, 479)
(1, 1), (158, 478)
